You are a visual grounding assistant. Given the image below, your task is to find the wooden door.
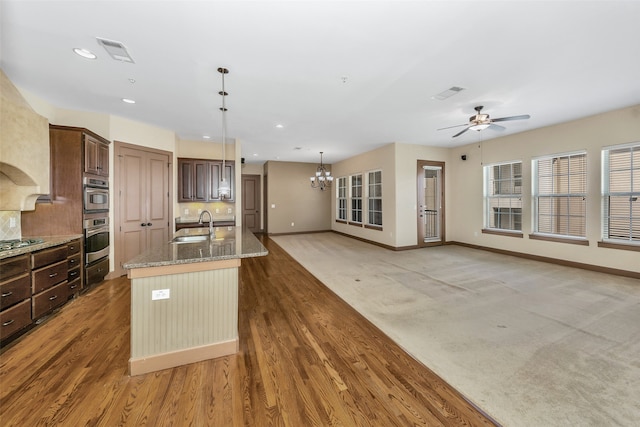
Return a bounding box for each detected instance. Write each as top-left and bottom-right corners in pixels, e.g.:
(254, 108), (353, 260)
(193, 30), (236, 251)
(242, 174), (261, 232)
(146, 152), (170, 250)
(114, 143), (172, 277)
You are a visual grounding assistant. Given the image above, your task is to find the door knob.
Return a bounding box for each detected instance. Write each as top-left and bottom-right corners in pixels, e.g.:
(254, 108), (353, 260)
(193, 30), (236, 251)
(147, 222), (152, 226)
(141, 223), (147, 226)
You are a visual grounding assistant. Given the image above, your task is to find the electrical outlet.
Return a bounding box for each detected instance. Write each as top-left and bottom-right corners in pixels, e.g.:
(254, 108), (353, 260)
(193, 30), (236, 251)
(291, 222), (295, 227)
(215, 208), (220, 214)
(227, 208), (232, 214)
(9, 217), (16, 228)
(152, 289), (170, 300)
(197, 209), (202, 215)
(183, 208), (189, 215)
(271, 204), (276, 209)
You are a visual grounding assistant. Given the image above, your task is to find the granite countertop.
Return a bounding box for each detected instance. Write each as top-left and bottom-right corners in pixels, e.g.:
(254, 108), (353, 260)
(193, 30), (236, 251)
(123, 226), (267, 269)
(0, 234), (83, 260)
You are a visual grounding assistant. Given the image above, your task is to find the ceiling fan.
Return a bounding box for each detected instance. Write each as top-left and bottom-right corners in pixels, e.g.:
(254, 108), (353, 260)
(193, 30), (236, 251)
(438, 105), (530, 138)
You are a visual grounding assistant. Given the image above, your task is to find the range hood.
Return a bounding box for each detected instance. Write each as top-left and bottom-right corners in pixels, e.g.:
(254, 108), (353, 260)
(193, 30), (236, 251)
(0, 69), (50, 211)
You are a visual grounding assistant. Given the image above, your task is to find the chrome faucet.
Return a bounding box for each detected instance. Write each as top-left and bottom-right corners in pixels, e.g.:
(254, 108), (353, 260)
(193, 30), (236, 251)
(198, 210), (214, 237)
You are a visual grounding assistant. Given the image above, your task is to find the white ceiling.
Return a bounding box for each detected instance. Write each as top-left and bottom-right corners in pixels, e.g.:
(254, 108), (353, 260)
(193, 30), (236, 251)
(2, 1), (640, 165)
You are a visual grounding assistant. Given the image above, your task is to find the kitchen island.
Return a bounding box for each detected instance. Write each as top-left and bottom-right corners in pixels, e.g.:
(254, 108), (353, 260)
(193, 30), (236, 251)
(123, 226), (267, 376)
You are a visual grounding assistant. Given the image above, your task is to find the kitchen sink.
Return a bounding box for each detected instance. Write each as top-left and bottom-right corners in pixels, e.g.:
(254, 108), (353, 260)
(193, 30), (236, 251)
(171, 235), (209, 244)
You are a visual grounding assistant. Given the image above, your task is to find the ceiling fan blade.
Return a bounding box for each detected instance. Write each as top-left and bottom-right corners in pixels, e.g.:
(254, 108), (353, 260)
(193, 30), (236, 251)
(452, 127), (470, 138)
(489, 123), (506, 131)
(437, 123), (468, 131)
(491, 114), (531, 123)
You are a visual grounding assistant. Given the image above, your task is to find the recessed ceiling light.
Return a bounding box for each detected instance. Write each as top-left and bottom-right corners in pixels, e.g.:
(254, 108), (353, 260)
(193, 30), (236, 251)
(275, 124), (284, 128)
(121, 98), (136, 104)
(73, 48), (97, 59)
(253, 153), (258, 157)
(203, 135), (211, 139)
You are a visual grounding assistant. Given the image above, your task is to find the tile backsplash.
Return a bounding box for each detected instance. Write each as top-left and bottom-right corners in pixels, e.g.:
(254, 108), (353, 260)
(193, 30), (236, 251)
(0, 210), (21, 241)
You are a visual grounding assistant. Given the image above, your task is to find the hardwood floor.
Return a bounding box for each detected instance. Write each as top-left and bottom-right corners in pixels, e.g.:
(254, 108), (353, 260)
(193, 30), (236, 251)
(0, 237), (497, 426)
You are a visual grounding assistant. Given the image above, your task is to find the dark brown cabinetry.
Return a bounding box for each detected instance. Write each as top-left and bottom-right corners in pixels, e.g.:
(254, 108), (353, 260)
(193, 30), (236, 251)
(31, 246), (69, 320)
(0, 255), (31, 340)
(67, 240), (82, 295)
(84, 134), (109, 176)
(178, 158), (234, 202)
(0, 239), (83, 345)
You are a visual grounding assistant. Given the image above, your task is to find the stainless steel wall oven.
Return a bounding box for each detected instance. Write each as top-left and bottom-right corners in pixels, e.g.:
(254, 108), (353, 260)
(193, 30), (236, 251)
(84, 217), (109, 264)
(83, 175), (109, 213)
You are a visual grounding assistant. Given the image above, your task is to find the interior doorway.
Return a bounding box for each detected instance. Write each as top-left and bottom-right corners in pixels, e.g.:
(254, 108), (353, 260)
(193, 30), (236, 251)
(241, 174), (261, 233)
(113, 141), (173, 277)
(417, 160), (445, 247)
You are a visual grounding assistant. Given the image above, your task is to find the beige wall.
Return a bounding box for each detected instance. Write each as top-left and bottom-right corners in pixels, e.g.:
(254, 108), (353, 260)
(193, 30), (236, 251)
(332, 143), (450, 248)
(265, 161), (331, 234)
(448, 104), (640, 273)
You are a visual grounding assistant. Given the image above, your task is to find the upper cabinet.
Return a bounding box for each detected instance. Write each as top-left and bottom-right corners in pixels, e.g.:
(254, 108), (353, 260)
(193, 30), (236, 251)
(84, 134), (109, 177)
(178, 158), (234, 202)
(208, 161), (234, 202)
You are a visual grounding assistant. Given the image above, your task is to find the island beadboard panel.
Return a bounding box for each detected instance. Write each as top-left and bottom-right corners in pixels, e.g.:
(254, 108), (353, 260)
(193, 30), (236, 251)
(129, 266), (239, 375)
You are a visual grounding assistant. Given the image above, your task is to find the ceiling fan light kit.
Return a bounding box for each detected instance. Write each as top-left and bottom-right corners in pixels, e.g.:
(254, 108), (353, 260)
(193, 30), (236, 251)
(439, 105), (531, 138)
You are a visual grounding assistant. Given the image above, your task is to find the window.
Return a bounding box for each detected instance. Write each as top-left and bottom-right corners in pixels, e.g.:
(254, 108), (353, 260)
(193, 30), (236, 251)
(367, 170), (382, 227)
(602, 143), (640, 244)
(484, 161), (522, 231)
(533, 152), (587, 238)
(350, 174), (362, 224)
(336, 177), (347, 222)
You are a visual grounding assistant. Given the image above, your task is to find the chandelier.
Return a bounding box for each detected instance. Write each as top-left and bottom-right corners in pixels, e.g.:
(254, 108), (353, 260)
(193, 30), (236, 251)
(310, 151), (333, 191)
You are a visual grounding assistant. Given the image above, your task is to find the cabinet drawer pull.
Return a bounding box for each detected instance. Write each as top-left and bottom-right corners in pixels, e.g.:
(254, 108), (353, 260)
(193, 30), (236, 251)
(2, 319), (15, 327)
(1, 291), (13, 297)
(69, 284), (78, 289)
(70, 259), (76, 264)
(69, 246), (76, 251)
(69, 271), (78, 277)
(49, 272), (59, 278)
(49, 295), (58, 301)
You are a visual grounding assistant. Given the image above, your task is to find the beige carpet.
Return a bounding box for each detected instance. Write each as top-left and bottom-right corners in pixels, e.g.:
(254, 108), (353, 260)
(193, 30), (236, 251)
(270, 232), (640, 427)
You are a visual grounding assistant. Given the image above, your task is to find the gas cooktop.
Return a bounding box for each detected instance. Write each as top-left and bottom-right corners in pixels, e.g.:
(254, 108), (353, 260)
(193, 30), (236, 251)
(0, 238), (44, 252)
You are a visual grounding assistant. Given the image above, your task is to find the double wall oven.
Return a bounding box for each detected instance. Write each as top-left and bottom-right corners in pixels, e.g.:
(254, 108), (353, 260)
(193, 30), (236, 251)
(83, 175), (110, 286)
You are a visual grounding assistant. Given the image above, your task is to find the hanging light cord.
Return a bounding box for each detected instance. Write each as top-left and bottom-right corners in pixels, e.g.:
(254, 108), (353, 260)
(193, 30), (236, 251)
(218, 67), (229, 187)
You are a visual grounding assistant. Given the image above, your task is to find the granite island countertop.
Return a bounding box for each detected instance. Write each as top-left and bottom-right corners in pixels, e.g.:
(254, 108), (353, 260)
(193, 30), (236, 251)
(122, 226), (267, 269)
(0, 234), (83, 260)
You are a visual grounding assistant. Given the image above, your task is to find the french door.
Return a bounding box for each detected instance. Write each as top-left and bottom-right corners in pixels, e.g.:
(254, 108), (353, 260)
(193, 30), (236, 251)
(417, 160), (445, 247)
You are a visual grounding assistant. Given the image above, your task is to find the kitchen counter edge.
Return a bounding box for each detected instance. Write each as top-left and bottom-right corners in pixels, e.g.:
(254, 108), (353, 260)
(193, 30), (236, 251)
(0, 235), (83, 260)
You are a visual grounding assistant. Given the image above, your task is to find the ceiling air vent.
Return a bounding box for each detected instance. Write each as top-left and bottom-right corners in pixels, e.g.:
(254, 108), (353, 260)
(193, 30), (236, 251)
(432, 86), (465, 100)
(96, 37), (135, 63)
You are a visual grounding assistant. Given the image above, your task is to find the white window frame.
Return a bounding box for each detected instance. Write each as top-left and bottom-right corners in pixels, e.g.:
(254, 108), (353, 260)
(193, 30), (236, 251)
(336, 176), (347, 222)
(349, 173), (363, 224)
(532, 151), (588, 240)
(601, 142), (640, 246)
(483, 161), (523, 233)
(366, 170), (382, 228)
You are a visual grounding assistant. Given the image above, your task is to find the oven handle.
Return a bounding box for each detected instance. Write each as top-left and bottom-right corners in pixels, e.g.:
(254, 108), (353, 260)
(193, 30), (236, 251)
(86, 225), (109, 238)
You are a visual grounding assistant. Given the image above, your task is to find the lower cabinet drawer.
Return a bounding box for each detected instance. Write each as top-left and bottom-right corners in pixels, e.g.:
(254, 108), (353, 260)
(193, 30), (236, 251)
(67, 277), (82, 295)
(68, 254), (81, 270)
(1, 273), (31, 310)
(0, 299), (32, 340)
(32, 281), (68, 320)
(86, 257), (109, 287)
(32, 260), (67, 293)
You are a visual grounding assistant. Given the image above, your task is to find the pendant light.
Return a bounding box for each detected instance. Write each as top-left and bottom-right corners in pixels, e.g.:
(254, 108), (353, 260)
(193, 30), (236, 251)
(218, 67), (230, 198)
